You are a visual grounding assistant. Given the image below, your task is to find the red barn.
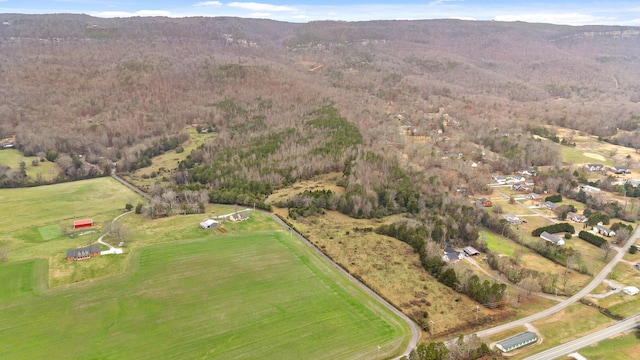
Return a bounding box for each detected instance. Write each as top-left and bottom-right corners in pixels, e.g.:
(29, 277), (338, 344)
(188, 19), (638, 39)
(73, 219), (93, 229)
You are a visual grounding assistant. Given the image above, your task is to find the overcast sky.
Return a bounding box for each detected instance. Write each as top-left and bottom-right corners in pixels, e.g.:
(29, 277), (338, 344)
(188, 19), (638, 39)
(2, 1), (640, 26)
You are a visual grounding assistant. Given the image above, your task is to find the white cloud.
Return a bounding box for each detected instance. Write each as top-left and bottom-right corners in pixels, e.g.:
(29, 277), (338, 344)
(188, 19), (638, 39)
(494, 13), (603, 26)
(227, 2), (297, 13)
(193, 1), (222, 7)
(91, 10), (173, 18)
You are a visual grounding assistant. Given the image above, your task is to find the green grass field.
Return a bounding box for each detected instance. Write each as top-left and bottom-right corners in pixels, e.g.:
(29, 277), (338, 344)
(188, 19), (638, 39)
(0, 148), (61, 182)
(0, 179), (410, 359)
(0, 231), (409, 359)
(0, 177), (145, 262)
(577, 331), (640, 359)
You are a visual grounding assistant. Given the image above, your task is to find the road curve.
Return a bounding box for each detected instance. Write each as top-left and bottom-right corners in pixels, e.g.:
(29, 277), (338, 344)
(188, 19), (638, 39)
(522, 313), (640, 360)
(267, 213), (421, 360)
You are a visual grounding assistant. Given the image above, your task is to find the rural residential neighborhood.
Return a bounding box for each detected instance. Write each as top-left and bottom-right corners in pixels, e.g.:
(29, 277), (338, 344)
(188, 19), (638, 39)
(2, 10), (640, 360)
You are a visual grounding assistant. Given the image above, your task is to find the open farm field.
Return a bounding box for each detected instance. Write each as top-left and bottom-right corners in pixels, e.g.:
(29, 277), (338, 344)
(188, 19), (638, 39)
(577, 331), (640, 360)
(0, 149), (61, 182)
(0, 177), (145, 262)
(0, 230), (410, 359)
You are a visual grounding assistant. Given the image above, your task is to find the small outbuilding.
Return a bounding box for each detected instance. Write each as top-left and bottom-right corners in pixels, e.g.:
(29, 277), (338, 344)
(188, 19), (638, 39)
(496, 331), (538, 352)
(622, 286), (639, 296)
(73, 219), (93, 229)
(475, 198), (492, 207)
(463, 246), (480, 257)
(200, 219), (219, 229)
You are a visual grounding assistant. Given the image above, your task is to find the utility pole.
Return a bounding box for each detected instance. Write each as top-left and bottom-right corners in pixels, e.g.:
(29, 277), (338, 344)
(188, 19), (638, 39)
(430, 320), (435, 336)
(476, 305), (479, 321)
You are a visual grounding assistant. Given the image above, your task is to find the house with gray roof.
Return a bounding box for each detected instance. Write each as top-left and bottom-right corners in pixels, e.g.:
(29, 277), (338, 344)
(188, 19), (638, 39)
(594, 224), (615, 237)
(66, 245), (101, 261)
(540, 231), (565, 246)
(442, 246), (464, 263)
(567, 212), (588, 223)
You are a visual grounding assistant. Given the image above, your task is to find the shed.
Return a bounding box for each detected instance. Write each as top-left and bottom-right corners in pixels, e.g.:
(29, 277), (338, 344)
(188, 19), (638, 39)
(475, 198), (492, 207)
(200, 219), (219, 229)
(73, 219), (93, 229)
(622, 286), (639, 295)
(540, 231), (565, 246)
(496, 331), (538, 352)
(463, 246), (480, 257)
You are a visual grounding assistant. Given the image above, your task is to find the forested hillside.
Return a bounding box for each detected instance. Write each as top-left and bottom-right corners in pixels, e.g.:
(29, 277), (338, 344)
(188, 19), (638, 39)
(1, 14), (639, 220)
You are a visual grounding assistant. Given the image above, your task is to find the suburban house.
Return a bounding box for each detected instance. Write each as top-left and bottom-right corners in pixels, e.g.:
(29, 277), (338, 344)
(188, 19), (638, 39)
(526, 193), (543, 201)
(502, 214), (523, 225)
(442, 246), (464, 263)
(463, 246), (480, 257)
(612, 166), (630, 174)
(199, 219), (219, 229)
(594, 224), (615, 237)
(506, 175), (526, 184)
(492, 175), (507, 184)
(540, 231), (565, 246)
(475, 198), (493, 207)
(584, 164), (605, 172)
(228, 211), (250, 222)
(517, 167), (536, 176)
(542, 201), (558, 210)
(66, 245), (101, 261)
(512, 184), (530, 192)
(496, 332), (538, 352)
(580, 185), (601, 193)
(567, 212), (588, 223)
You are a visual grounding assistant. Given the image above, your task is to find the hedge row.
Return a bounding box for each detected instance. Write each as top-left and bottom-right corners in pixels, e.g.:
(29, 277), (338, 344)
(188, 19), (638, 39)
(578, 230), (607, 247)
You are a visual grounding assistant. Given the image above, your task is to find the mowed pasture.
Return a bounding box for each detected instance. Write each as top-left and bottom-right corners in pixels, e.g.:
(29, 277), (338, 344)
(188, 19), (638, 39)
(0, 232), (409, 359)
(0, 177), (144, 262)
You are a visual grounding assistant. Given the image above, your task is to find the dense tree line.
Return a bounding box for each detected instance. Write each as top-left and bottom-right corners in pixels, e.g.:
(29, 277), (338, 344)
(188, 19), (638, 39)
(578, 230), (608, 247)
